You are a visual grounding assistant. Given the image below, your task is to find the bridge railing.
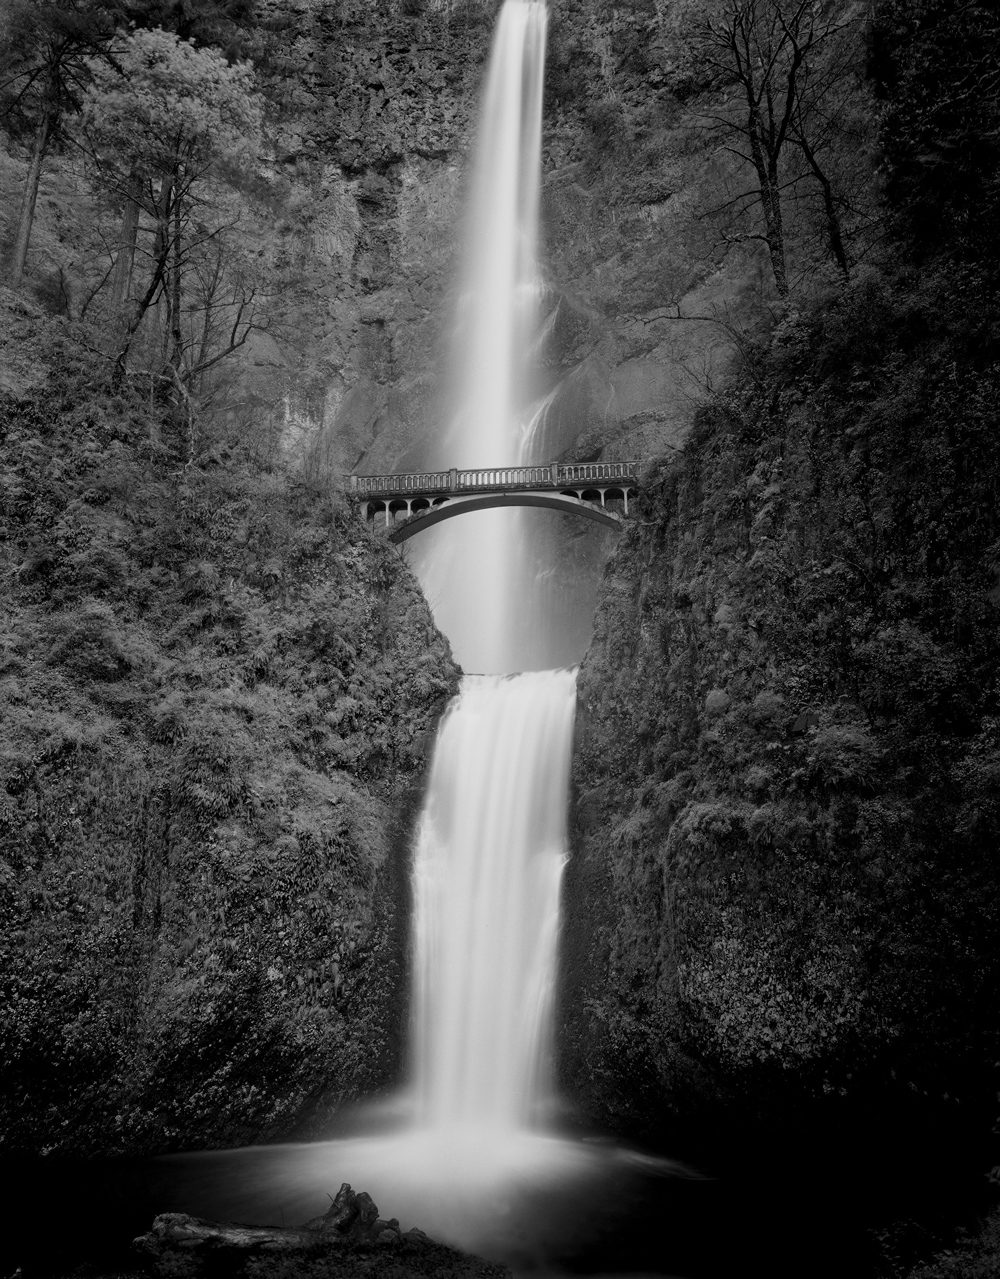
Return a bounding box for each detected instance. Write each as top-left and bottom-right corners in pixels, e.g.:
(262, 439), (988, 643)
(456, 465), (555, 488)
(349, 461), (639, 498)
(557, 462), (635, 483)
(351, 471), (453, 495)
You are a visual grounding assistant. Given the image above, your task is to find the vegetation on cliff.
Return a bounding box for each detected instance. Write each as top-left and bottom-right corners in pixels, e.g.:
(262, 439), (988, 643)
(0, 0), (482, 1158)
(0, 0), (497, 463)
(2, 2), (997, 1275)
(0, 291), (458, 1154)
(563, 1), (1000, 1263)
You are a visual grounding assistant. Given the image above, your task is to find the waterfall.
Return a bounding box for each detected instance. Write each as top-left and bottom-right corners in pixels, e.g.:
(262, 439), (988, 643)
(166, 4), (644, 1259)
(405, 0), (572, 1149)
(412, 0), (554, 675)
(412, 670), (574, 1133)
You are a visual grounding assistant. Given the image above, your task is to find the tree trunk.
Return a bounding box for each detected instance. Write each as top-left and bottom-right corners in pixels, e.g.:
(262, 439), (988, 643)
(797, 133), (850, 281)
(8, 102), (55, 287)
(136, 1214), (334, 1255)
(746, 110), (790, 298)
(135, 1184), (395, 1258)
(110, 171), (142, 313)
(169, 188), (184, 368)
(763, 156), (789, 297)
(114, 173), (174, 380)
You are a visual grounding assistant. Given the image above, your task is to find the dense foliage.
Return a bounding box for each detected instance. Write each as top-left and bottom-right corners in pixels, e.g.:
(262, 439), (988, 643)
(565, 261), (1000, 1109)
(0, 294), (458, 1154)
(871, 0), (1000, 281)
(2, 1), (997, 1274)
(561, 0), (1000, 1233)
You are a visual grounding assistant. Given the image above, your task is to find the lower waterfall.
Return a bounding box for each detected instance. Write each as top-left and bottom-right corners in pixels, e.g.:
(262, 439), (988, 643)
(412, 670), (575, 1133)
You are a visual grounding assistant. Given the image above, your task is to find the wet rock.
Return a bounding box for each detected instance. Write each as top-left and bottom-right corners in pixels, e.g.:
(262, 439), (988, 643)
(302, 1182), (380, 1239)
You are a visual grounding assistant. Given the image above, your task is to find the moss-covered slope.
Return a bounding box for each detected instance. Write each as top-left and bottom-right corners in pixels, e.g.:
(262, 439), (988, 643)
(564, 269), (1000, 1132)
(0, 293), (459, 1155)
(562, 0), (1000, 1147)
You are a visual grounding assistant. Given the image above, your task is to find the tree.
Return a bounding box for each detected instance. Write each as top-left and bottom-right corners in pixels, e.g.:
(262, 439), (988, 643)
(0, 0), (118, 286)
(700, 0), (857, 296)
(79, 26), (265, 395)
(105, 1), (260, 314)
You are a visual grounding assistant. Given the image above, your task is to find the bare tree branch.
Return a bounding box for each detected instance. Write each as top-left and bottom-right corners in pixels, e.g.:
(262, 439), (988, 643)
(697, 0), (861, 295)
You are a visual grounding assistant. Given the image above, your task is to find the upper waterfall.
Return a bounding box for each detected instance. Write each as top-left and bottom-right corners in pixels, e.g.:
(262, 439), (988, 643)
(446, 0), (547, 472)
(411, 0), (550, 674)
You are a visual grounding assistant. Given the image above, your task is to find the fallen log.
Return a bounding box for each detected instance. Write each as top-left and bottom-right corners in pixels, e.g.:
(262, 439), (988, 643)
(134, 1183), (410, 1257)
(135, 1213), (329, 1255)
(133, 1182), (510, 1277)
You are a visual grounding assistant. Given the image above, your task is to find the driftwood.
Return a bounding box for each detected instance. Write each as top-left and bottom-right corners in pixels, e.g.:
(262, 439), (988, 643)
(133, 1182), (512, 1277)
(136, 1214), (332, 1254)
(134, 1182), (421, 1258)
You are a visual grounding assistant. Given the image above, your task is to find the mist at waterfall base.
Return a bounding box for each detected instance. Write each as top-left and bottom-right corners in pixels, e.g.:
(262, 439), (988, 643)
(156, 672), (705, 1274)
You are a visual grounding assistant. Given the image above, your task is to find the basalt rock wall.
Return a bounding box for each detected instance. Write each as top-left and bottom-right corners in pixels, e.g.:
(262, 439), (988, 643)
(561, 280), (1000, 1138)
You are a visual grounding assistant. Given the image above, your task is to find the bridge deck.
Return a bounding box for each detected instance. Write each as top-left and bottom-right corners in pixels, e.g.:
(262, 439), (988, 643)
(349, 461), (639, 499)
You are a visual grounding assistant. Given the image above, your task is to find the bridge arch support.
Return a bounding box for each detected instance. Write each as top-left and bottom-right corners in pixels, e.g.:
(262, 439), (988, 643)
(368, 490), (626, 543)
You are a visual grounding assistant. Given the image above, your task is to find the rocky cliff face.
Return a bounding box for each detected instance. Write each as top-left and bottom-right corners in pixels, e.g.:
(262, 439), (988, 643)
(96, 0), (869, 482)
(6, 0), (958, 1169)
(273, 0), (876, 480)
(557, 1), (1000, 1162)
(1, 0), (877, 472)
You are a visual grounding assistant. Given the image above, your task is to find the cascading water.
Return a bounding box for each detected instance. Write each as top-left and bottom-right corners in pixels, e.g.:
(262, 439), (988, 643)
(262, 9), (608, 1242)
(412, 0), (557, 675)
(406, 0), (573, 1148)
(247, 1), (616, 1244)
(411, 669), (574, 1136)
(163, 4), (688, 1267)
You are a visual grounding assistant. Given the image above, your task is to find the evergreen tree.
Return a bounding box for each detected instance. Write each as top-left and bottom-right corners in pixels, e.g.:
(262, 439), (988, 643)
(0, 0), (118, 285)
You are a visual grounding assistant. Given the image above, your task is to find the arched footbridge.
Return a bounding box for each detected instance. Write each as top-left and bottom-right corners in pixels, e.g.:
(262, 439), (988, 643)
(348, 462), (640, 543)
